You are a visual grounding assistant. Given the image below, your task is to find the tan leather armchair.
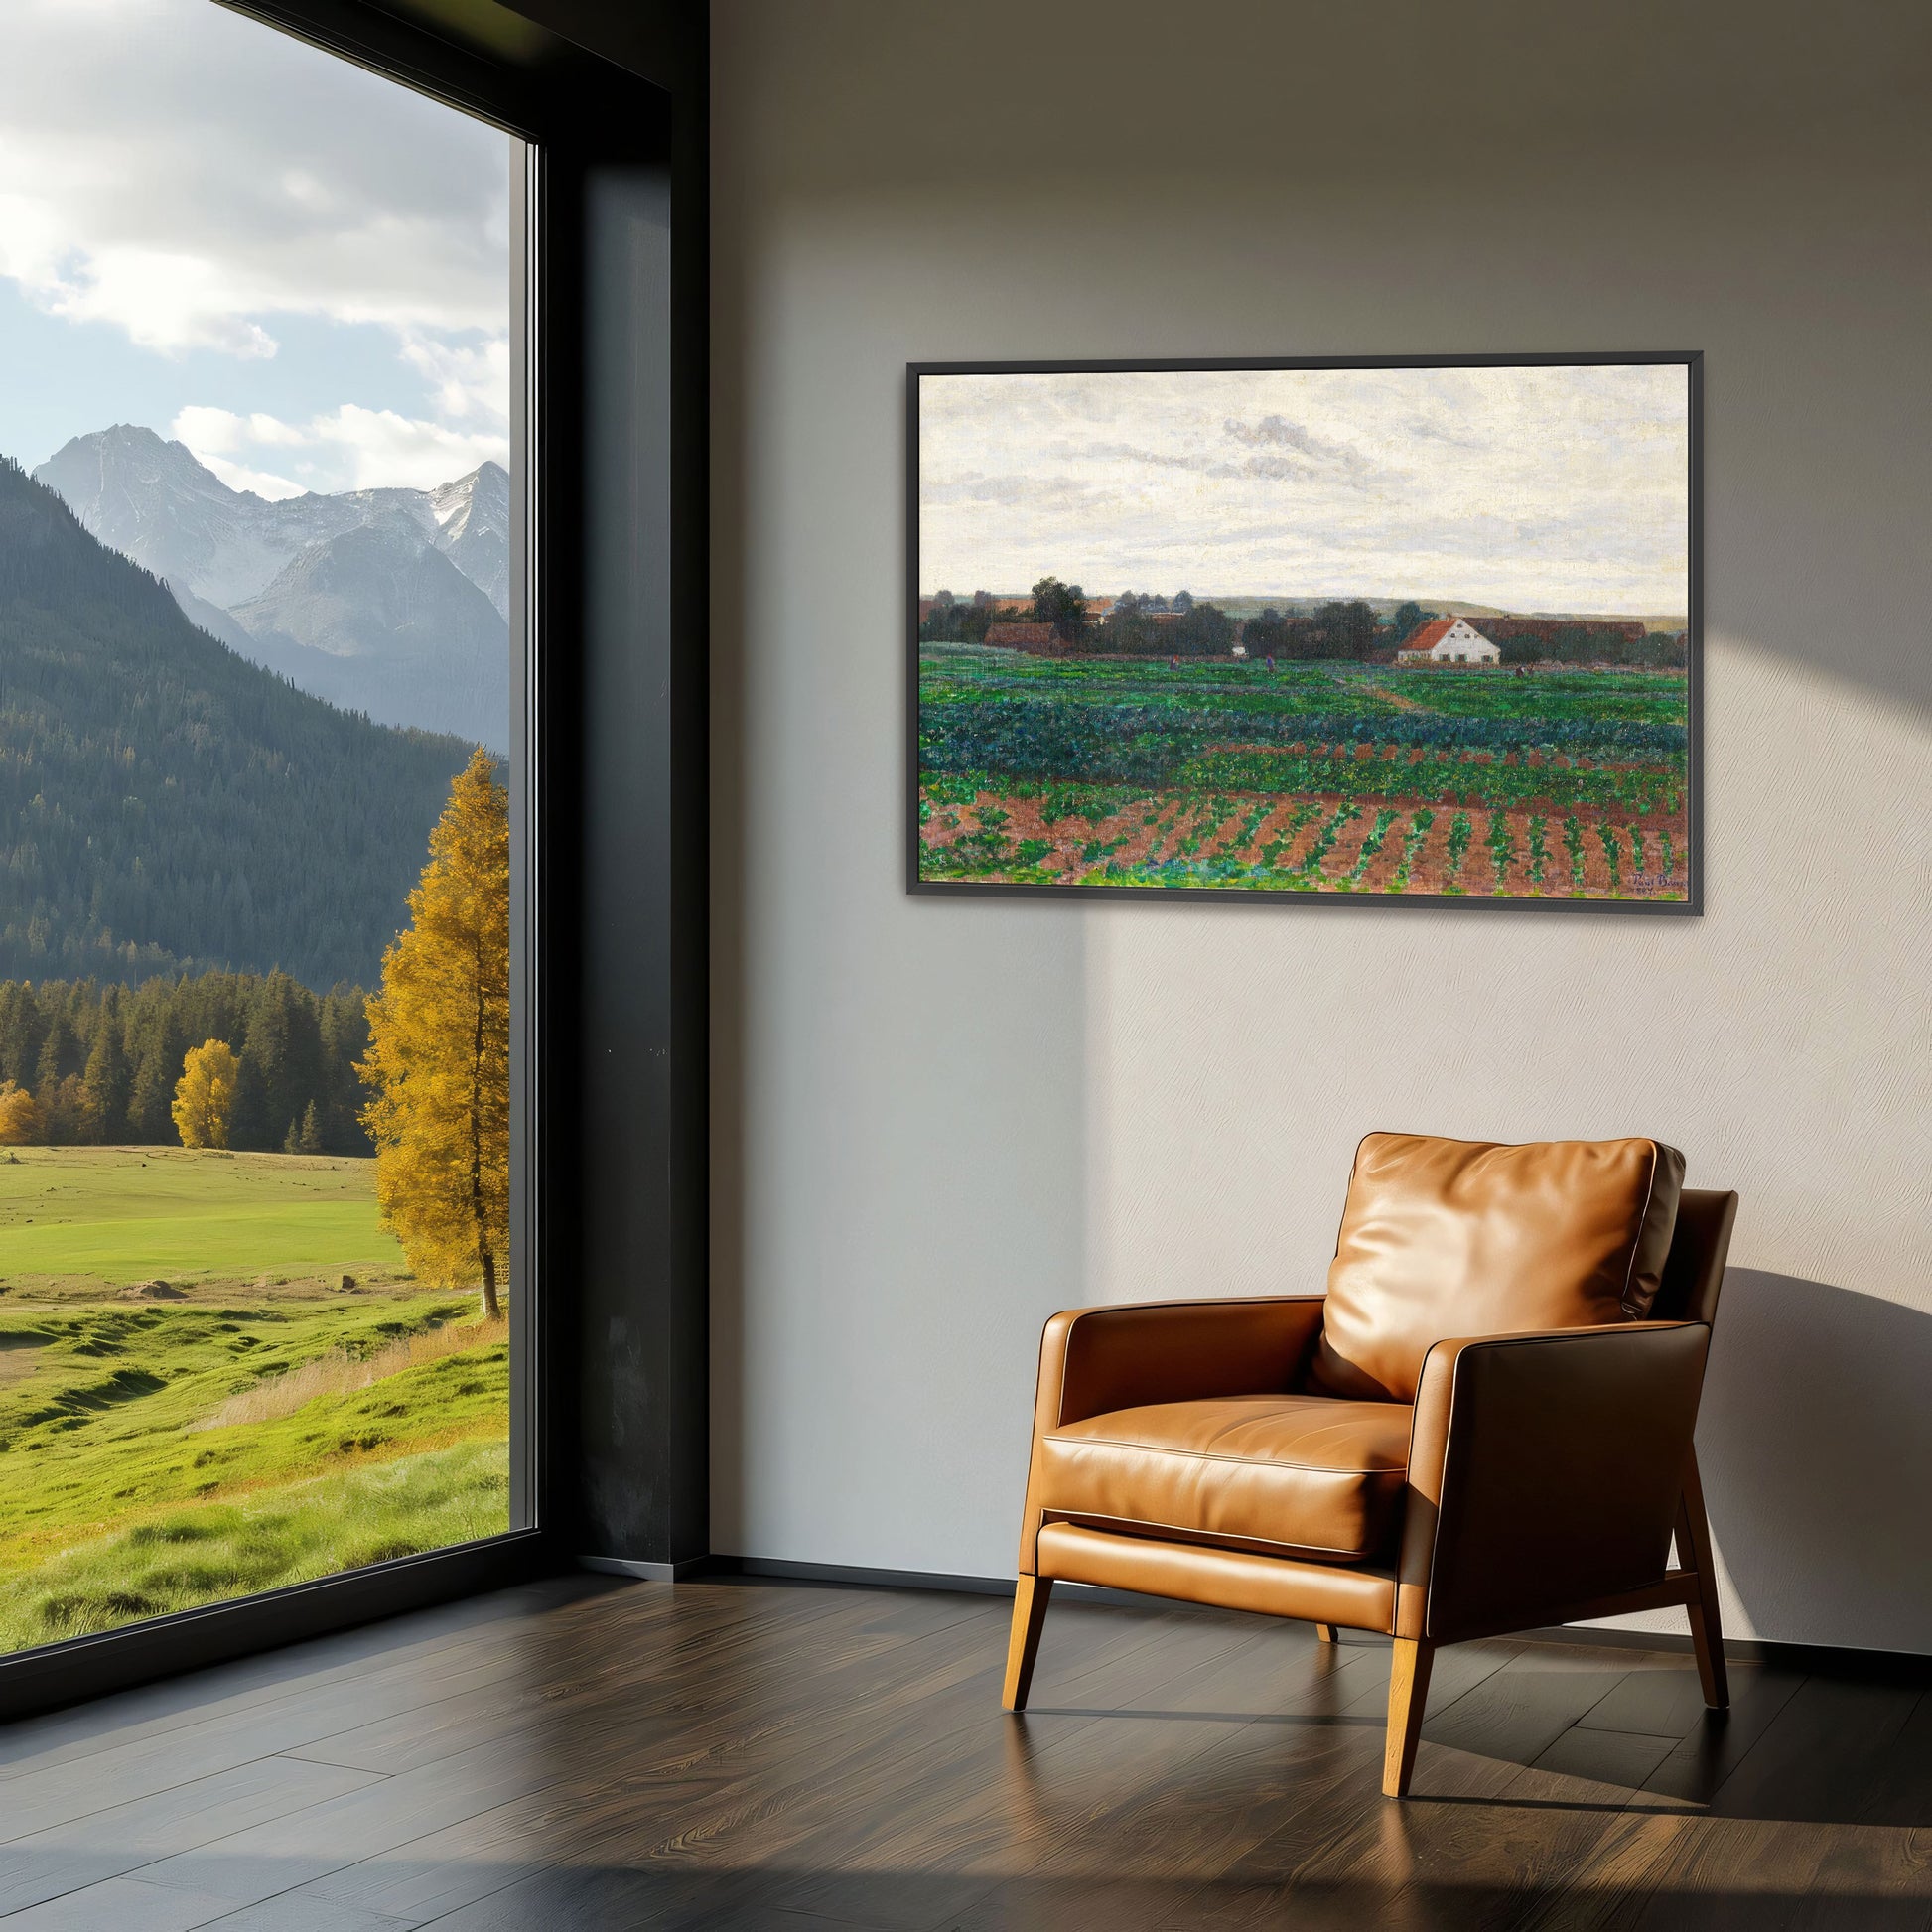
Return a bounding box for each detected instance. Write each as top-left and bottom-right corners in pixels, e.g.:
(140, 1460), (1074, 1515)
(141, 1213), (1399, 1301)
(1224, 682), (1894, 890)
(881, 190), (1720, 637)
(1003, 1133), (1737, 1798)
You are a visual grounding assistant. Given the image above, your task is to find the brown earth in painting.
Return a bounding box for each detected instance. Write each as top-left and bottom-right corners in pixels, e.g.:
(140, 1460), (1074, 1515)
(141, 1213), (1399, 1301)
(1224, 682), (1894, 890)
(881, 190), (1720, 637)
(920, 785), (1687, 900)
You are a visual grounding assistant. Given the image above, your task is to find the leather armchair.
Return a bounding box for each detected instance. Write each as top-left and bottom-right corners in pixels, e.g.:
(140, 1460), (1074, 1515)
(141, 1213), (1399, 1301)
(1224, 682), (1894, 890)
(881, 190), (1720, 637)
(1003, 1134), (1738, 1799)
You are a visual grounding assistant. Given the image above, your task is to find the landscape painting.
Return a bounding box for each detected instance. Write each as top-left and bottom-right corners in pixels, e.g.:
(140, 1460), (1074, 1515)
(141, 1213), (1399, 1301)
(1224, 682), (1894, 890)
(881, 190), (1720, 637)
(911, 357), (1699, 907)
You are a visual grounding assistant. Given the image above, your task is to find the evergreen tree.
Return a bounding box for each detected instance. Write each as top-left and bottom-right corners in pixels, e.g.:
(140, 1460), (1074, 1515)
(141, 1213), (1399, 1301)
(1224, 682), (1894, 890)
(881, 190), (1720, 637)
(358, 750), (510, 1318)
(35, 1014), (81, 1092)
(127, 1031), (184, 1143)
(297, 1099), (325, 1155)
(229, 1036), (271, 1152)
(320, 987), (373, 1154)
(80, 1016), (130, 1142)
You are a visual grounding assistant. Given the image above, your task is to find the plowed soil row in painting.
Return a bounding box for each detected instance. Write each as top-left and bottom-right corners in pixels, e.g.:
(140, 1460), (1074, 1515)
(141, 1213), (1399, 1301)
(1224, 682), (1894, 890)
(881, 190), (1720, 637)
(919, 788), (1686, 900)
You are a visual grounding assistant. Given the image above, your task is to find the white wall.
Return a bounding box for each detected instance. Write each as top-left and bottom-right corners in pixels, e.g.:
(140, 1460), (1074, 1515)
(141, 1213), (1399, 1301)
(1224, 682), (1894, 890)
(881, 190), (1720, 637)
(711, 0), (1932, 1650)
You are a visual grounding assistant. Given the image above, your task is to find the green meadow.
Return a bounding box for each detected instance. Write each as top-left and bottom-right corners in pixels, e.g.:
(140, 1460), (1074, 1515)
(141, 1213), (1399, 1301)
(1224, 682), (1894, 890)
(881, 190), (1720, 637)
(0, 1145), (407, 1289)
(0, 1148), (509, 1651)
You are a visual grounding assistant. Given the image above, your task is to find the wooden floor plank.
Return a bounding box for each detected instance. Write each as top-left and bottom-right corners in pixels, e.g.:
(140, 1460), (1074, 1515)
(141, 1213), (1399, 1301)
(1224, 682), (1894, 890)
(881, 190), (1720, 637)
(1704, 1676), (1919, 1823)
(0, 1756), (384, 1919)
(0, 1579), (610, 1782)
(289, 1595), (1184, 1927)
(139, 1587), (1012, 1924)
(0, 1576), (1926, 1932)
(0, 1875), (249, 1932)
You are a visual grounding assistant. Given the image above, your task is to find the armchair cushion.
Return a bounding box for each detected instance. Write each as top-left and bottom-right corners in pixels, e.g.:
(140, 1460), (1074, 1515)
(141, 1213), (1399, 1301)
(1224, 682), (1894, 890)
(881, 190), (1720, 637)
(1308, 1132), (1686, 1403)
(1035, 1393), (1412, 1564)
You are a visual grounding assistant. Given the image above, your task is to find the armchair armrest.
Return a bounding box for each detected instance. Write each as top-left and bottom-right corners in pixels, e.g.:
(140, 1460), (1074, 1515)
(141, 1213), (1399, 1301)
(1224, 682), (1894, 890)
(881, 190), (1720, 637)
(1033, 1297), (1326, 1435)
(1017, 1298), (1325, 1574)
(1396, 1320), (1710, 1642)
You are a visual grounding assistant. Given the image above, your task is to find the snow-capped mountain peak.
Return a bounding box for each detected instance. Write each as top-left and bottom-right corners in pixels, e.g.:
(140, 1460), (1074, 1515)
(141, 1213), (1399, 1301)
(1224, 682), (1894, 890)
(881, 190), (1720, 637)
(31, 425), (512, 747)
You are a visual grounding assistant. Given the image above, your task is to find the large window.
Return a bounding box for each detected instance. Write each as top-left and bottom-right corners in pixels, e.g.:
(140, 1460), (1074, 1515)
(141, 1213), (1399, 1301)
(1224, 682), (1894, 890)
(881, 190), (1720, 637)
(0, 0), (527, 1652)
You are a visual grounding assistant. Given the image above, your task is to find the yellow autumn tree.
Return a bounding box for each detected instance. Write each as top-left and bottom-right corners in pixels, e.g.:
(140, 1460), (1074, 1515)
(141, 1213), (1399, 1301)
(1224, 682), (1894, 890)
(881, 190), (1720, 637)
(0, 1079), (41, 1146)
(172, 1040), (239, 1149)
(358, 749), (510, 1318)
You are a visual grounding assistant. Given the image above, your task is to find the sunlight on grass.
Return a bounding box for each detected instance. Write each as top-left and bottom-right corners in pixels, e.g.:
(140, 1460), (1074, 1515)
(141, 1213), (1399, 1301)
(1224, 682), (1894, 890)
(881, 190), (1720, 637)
(190, 1314), (509, 1432)
(0, 1146), (405, 1288)
(0, 1147), (512, 1652)
(0, 1438), (508, 1650)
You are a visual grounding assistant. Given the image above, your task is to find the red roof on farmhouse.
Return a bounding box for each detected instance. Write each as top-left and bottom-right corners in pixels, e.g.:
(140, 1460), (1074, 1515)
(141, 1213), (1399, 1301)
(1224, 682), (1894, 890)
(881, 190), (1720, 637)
(1398, 619), (1460, 654)
(986, 621), (1059, 647)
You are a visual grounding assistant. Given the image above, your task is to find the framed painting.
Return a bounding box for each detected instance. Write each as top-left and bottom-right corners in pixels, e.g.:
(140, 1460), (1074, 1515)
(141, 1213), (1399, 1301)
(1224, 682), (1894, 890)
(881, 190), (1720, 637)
(907, 353), (1702, 912)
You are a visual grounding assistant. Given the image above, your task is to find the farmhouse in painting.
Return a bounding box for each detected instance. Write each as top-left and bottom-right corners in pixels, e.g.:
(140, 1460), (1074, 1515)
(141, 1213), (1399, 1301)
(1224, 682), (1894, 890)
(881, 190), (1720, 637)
(984, 621), (1067, 653)
(1396, 617), (1500, 664)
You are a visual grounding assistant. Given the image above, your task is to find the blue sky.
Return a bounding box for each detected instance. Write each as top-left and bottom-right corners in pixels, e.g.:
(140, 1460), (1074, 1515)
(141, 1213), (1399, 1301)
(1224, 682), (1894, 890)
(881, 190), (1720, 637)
(0, 0), (512, 495)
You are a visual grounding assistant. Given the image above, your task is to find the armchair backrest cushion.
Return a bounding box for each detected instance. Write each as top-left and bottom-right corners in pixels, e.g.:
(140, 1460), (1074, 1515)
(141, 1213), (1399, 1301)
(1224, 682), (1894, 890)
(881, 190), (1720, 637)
(1307, 1133), (1687, 1403)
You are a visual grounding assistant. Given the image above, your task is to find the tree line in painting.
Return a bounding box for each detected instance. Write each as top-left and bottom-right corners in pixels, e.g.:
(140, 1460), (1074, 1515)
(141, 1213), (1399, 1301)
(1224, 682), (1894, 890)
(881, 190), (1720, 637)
(921, 577), (1687, 669)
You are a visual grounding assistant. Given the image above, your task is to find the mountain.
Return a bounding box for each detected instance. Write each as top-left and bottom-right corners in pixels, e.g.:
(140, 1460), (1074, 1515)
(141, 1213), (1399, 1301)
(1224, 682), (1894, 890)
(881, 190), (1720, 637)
(33, 428), (510, 743)
(232, 514), (509, 749)
(0, 456), (476, 989)
(430, 461), (510, 617)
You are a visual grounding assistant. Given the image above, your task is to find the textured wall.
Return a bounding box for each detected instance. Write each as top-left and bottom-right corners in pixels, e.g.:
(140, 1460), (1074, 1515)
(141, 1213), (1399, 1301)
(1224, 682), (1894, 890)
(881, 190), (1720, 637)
(711, 0), (1932, 1648)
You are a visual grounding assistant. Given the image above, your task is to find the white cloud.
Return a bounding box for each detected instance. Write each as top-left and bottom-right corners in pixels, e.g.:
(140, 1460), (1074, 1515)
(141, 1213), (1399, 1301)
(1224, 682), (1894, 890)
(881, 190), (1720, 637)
(172, 402), (507, 498)
(398, 333), (510, 425)
(919, 364), (1692, 615)
(309, 404), (508, 491)
(2, 0), (511, 491)
(0, 0), (510, 354)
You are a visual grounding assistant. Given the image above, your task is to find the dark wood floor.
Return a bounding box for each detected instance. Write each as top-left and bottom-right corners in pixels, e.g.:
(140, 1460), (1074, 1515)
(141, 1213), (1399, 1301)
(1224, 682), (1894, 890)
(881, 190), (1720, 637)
(0, 1575), (1928, 1930)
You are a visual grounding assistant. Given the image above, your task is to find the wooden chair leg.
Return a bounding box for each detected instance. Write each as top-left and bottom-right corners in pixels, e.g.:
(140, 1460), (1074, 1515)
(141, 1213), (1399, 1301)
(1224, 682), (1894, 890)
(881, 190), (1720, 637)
(1003, 1575), (1053, 1712)
(1677, 1448), (1728, 1710)
(1382, 1638), (1434, 1799)
(1313, 1622), (1338, 1644)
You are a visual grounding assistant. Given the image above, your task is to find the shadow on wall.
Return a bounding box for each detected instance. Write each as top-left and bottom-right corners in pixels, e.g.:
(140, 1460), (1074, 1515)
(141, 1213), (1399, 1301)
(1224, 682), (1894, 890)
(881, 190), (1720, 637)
(1700, 1270), (1932, 1657)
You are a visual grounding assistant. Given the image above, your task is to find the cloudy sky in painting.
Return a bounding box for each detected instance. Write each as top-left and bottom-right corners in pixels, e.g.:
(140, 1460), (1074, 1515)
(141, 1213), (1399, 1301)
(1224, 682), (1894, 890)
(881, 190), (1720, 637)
(0, 0), (511, 494)
(919, 363), (1691, 617)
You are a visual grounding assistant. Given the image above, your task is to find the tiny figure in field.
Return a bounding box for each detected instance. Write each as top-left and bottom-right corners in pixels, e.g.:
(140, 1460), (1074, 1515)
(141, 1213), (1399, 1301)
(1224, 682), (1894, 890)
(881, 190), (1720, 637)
(1267, 655), (1276, 673)
(1170, 654), (1178, 670)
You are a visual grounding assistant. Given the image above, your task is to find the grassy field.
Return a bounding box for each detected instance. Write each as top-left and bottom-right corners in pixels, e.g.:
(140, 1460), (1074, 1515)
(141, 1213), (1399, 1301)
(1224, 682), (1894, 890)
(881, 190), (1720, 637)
(917, 648), (1690, 898)
(0, 1148), (508, 1652)
(0, 1145), (407, 1289)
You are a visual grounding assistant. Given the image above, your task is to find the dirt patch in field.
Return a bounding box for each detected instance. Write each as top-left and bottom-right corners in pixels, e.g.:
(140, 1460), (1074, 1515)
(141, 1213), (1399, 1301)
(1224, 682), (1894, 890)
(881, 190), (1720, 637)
(1360, 682), (1431, 713)
(0, 1335), (49, 1388)
(921, 785), (1687, 898)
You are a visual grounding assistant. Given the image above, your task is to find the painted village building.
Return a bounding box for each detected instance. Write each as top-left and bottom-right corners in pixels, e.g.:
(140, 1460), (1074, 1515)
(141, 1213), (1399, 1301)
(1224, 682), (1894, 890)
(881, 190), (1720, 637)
(1396, 616), (1501, 665)
(983, 621), (1067, 654)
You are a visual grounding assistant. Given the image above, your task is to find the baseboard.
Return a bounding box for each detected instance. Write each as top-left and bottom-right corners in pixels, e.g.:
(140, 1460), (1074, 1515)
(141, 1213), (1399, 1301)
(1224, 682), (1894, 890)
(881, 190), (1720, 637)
(687, 1554), (1932, 1678)
(1516, 1621), (1932, 1680)
(578, 1554), (711, 1583)
(695, 1553), (1161, 1611)
(0, 1528), (553, 1724)
(697, 1554), (1015, 1595)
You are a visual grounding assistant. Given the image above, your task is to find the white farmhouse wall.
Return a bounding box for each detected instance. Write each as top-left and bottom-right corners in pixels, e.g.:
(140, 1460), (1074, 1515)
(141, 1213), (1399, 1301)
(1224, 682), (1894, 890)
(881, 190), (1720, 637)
(1433, 620), (1499, 661)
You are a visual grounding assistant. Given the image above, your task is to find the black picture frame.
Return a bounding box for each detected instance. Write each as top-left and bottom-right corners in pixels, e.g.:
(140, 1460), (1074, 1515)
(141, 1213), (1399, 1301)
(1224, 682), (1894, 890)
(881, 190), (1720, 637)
(906, 351), (1704, 916)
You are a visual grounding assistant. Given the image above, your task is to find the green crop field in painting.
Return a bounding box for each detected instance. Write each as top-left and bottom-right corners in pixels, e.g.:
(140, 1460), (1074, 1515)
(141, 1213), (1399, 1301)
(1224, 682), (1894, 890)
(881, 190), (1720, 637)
(916, 651), (1690, 899)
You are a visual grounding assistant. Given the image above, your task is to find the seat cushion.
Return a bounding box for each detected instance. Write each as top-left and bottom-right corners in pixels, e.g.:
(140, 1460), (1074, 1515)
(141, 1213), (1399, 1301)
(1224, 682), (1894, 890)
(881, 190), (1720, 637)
(1307, 1132), (1687, 1404)
(1035, 1394), (1412, 1564)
